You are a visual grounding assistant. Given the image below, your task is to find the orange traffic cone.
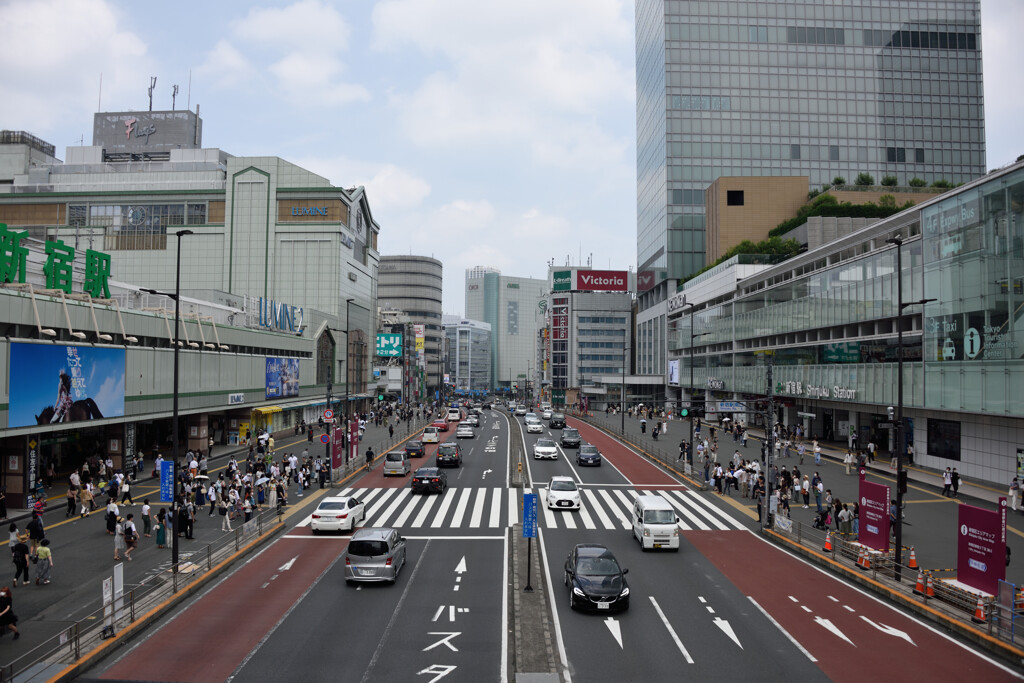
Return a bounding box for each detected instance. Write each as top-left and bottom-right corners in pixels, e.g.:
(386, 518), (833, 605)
(856, 547), (868, 570)
(971, 596), (987, 624)
(823, 531), (833, 553)
(925, 573), (935, 599)
(908, 547), (919, 570)
(1016, 589), (1024, 613)
(912, 570), (926, 596)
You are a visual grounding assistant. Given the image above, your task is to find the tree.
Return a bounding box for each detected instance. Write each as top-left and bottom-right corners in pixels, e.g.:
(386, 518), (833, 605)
(878, 194), (897, 209)
(832, 176), (846, 186)
(881, 175), (898, 187)
(931, 179), (952, 188)
(908, 177), (926, 187)
(855, 173), (875, 186)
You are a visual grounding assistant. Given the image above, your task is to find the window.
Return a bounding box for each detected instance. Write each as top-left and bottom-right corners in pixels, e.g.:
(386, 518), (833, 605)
(790, 145), (801, 160)
(726, 190), (744, 206)
(915, 148), (925, 163)
(829, 146), (840, 161)
(927, 419), (961, 461)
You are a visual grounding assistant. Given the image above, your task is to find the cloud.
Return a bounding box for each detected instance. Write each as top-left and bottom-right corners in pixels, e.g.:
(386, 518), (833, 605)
(0, 0), (150, 140)
(982, 0), (1024, 168)
(291, 156), (432, 213)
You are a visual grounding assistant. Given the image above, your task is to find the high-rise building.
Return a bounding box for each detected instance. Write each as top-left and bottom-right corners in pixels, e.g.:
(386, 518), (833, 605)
(465, 267), (547, 392)
(442, 315), (492, 394)
(635, 0), (986, 372)
(378, 255), (444, 397)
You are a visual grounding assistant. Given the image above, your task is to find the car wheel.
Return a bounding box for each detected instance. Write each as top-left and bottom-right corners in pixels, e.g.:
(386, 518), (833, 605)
(564, 570), (568, 586)
(311, 527), (319, 535)
(568, 587), (576, 611)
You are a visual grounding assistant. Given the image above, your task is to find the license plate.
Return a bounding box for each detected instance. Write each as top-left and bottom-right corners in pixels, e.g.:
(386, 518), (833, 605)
(654, 543), (662, 548)
(359, 569), (374, 576)
(597, 603), (610, 610)
(559, 501), (570, 507)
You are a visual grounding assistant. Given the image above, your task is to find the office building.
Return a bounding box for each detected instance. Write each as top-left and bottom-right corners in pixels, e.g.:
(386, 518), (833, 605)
(378, 255), (444, 397)
(442, 315), (492, 394)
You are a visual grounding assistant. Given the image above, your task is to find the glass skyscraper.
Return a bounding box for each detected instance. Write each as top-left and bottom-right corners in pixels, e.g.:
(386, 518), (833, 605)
(636, 0), (986, 287)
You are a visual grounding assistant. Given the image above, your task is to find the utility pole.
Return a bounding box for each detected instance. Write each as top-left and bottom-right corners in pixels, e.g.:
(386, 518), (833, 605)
(763, 357), (775, 529)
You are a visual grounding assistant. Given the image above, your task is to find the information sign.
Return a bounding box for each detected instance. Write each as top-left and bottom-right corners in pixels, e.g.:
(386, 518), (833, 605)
(159, 460), (174, 503)
(523, 493), (538, 538)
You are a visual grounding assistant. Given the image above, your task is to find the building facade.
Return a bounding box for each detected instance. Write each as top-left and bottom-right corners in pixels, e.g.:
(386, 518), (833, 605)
(442, 315), (492, 395)
(667, 160), (1024, 487)
(378, 255), (444, 398)
(636, 0), (987, 373)
(465, 267), (547, 392)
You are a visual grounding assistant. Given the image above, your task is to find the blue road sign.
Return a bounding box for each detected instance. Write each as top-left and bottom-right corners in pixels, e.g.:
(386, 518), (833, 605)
(523, 493), (538, 538)
(320, 434), (330, 444)
(159, 460), (174, 503)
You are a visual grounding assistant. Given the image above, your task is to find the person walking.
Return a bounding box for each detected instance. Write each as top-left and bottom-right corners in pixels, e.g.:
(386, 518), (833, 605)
(26, 512), (44, 558)
(140, 499), (152, 537)
(0, 587), (20, 639)
(11, 533), (29, 587)
(365, 447), (375, 471)
(79, 485), (94, 518)
(942, 467), (953, 497)
(119, 478), (134, 506)
(801, 475), (811, 508)
(65, 484), (77, 518)
(34, 539), (53, 584)
(219, 495), (232, 532)
(951, 468), (961, 498)
(813, 440), (821, 465)
(155, 508), (167, 548)
(1010, 478), (1021, 512)
(814, 475), (825, 512)
(113, 516), (126, 561)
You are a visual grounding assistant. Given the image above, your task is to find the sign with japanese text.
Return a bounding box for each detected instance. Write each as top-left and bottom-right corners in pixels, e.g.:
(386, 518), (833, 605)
(0, 224), (112, 297)
(376, 333), (403, 357)
(523, 493), (538, 538)
(858, 470), (890, 552)
(957, 499), (1006, 595)
(159, 460), (175, 503)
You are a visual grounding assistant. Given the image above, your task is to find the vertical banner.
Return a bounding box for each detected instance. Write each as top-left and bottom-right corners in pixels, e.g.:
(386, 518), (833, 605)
(331, 423), (345, 470)
(349, 418), (360, 462)
(159, 460), (175, 503)
(857, 469), (890, 552)
(957, 499), (1007, 595)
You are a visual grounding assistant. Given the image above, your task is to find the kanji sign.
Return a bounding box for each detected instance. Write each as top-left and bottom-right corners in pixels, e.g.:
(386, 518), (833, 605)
(376, 333), (403, 357)
(0, 223), (114, 297)
(0, 224), (29, 284)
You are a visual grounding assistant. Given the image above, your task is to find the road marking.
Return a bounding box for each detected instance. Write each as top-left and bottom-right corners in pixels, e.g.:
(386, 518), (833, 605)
(489, 488), (502, 527)
(500, 533), (509, 683)
(410, 494), (439, 528)
(469, 489), (487, 528)
(539, 489), (558, 528)
(827, 595), (839, 602)
(430, 490), (457, 528)
(649, 596), (694, 664)
(844, 605), (856, 613)
(788, 596), (799, 603)
(611, 490), (636, 525)
(576, 495), (596, 529)
(814, 616), (856, 646)
(713, 617), (743, 649)
(482, 468), (493, 480)
(860, 616), (916, 646)
(604, 617), (623, 649)
(278, 556), (298, 571)
(677, 490), (740, 530)
(597, 489), (630, 529)
(389, 490), (422, 528)
(801, 605), (812, 613)
(561, 507), (578, 530)
(536, 526), (573, 683)
(282, 534), (348, 539)
(508, 489), (519, 527)
(363, 488), (399, 519)
(582, 489), (614, 529)
(662, 490), (711, 530)
(448, 488), (473, 527)
(403, 535), (504, 540)
(747, 596), (817, 663)
(374, 488), (412, 528)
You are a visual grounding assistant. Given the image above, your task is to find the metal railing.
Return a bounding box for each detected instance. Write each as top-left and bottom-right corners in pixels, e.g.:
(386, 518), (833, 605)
(0, 507), (281, 683)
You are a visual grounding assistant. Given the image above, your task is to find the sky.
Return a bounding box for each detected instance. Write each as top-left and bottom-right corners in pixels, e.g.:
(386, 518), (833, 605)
(1, 0), (1021, 317)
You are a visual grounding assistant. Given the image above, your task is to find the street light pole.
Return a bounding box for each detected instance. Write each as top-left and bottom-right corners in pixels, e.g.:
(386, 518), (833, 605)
(621, 344), (626, 433)
(343, 298), (353, 458)
(167, 229), (192, 573)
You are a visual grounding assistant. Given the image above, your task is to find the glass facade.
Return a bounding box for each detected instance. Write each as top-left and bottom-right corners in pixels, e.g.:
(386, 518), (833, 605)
(636, 0), (986, 286)
(444, 320), (492, 393)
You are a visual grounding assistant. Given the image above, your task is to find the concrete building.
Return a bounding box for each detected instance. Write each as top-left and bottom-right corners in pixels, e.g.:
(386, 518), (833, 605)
(465, 267), (547, 393)
(442, 315), (492, 395)
(705, 176), (809, 261)
(377, 255), (444, 398)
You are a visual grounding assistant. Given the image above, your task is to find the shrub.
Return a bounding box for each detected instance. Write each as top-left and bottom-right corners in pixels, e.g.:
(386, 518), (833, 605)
(684, 237), (803, 282)
(855, 173), (875, 186)
(908, 177), (926, 187)
(808, 189), (821, 199)
(931, 179), (952, 188)
(881, 175), (898, 187)
(878, 194), (897, 209)
(832, 176), (846, 186)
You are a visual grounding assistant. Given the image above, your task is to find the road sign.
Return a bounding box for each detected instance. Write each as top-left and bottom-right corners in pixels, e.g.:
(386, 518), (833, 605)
(159, 460), (174, 503)
(877, 422), (895, 428)
(320, 434), (330, 444)
(523, 493), (537, 538)
(324, 409), (334, 420)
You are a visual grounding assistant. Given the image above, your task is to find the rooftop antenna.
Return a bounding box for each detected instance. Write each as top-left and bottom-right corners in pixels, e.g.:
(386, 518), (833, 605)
(187, 70), (192, 110)
(148, 76), (157, 111)
(172, 84), (179, 111)
(97, 73), (102, 111)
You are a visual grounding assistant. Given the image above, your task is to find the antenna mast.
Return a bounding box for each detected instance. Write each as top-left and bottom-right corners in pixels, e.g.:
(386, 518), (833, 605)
(148, 76), (157, 111)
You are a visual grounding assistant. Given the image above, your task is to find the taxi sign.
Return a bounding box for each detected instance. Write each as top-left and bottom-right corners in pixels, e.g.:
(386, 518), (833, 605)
(324, 409), (334, 420)
(320, 434), (330, 444)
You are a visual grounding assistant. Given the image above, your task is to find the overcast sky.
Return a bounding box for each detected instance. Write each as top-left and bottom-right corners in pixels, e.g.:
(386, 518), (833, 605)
(2, 0), (1020, 316)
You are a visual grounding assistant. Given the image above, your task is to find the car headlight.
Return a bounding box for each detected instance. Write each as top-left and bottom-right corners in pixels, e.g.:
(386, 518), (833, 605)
(620, 587), (630, 597)
(573, 587), (584, 597)
(643, 528), (650, 537)
(673, 528), (680, 536)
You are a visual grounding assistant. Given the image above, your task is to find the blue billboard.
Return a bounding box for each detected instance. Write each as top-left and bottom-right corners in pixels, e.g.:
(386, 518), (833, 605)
(8, 343), (125, 428)
(266, 357), (300, 399)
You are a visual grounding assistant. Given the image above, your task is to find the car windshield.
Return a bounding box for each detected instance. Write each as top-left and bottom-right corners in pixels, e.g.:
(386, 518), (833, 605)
(563, 429), (579, 438)
(550, 480), (577, 492)
(318, 501), (348, 511)
(415, 469), (438, 477)
(407, 441), (422, 449)
(552, 413), (565, 420)
(577, 556), (620, 576)
(348, 540), (389, 557)
(644, 509), (676, 524)
(536, 439), (556, 448)
(386, 453), (403, 461)
(438, 444), (457, 454)
(580, 446), (598, 455)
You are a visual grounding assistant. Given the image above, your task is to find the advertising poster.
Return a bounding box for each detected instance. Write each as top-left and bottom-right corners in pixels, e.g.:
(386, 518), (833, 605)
(265, 357), (300, 399)
(957, 499), (1007, 595)
(857, 470), (890, 552)
(668, 359), (680, 385)
(575, 269), (628, 292)
(331, 423), (345, 471)
(349, 418), (360, 462)
(8, 343), (125, 428)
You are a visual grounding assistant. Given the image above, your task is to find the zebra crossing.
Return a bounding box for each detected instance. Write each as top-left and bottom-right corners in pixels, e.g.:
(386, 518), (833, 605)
(294, 485), (748, 532)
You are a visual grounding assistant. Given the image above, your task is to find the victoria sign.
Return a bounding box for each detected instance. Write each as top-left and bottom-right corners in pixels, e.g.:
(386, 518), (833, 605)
(575, 269), (628, 292)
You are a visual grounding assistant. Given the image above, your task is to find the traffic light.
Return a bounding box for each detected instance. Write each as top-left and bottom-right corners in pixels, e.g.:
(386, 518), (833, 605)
(897, 470), (908, 495)
(681, 401), (704, 418)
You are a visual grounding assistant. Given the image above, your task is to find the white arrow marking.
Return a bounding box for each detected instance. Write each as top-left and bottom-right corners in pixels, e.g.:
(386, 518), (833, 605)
(713, 617), (743, 649)
(814, 616), (856, 646)
(454, 556), (467, 574)
(859, 616), (916, 646)
(482, 469), (493, 479)
(278, 556), (298, 572)
(604, 617), (623, 649)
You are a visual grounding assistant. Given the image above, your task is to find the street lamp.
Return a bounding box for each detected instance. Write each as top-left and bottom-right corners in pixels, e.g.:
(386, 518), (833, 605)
(140, 228), (193, 574)
(621, 344), (627, 433)
(886, 234), (935, 582)
(680, 299), (711, 465)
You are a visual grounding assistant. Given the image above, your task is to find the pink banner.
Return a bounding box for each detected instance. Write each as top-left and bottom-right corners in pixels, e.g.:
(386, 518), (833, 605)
(331, 423), (345, 470)
(858, 469), (890, 552)
(957, 499), (1006, 595)
(348, 418), (359, 462)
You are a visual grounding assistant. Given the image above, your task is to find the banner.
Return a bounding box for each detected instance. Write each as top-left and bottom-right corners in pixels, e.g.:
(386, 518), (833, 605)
(349, 418), (360, 462)
(575, 269), (628, 292)
(8, 343), (125, 428)
(376, 333), (402, 357)
(668, 359), (680, 385)
(957, 499), (1007, 595)
(857, 469), (890, 552)
(159, 460), (175, 503)
(265, 357), (300, 399)
(552, 270), (572, 291)
(331, 423), (345, 470)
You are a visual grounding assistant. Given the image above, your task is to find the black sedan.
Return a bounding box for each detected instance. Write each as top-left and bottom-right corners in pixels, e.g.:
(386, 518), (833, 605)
(404, 440), (425, 458)
(435, 442), (463, 467)
(576, 444), (602, 466)
(564, 544), (629, 612)
(411, 467), (447, 494)
(560, 427), (581, 448)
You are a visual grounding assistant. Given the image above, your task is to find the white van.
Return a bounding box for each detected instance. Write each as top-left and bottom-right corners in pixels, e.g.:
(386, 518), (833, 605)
(446, 408), (462, 422)
(422, 426), (440, 444)
(631, 495), (681, 551)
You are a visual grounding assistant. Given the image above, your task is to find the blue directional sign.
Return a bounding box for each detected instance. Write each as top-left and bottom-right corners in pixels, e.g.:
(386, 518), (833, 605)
(523, 493), (538, 538)
(159, 460), (174, 503)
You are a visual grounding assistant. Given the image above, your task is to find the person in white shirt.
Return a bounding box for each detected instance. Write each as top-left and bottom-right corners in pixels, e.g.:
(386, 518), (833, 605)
(141, 499), (152, 537)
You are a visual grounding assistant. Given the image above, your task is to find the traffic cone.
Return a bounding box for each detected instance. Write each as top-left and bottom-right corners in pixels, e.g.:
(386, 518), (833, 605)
(971, 596), (987, 624)
(862, 548), (872, 570)
(823, 531), (833, 553)
(925, 573), (935, 599)
(912, 570), (926, 596)
(1016, 589), (1024, 613)
(856, 547), (869, 570)
(908, 547), (919, 570)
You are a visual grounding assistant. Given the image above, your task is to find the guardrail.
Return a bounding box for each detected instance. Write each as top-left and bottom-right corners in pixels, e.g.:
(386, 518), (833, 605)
(0, 507), (281, 683)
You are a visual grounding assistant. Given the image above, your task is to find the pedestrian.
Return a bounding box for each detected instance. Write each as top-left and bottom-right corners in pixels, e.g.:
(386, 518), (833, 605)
(839, 504), (853, 538)
(814, 476), (824, 512)
(813, 440), (821, 465)
(852, 502), (860, 538)
(219, 495), (232, 532)
(113, 516), (126, 561)
(942, 467), (953, 497)
(119, 477), (133, 506)
(79, 486), (94, 518)
(105, 499), (120, 535)
(0, 587), (20, 640)
(640, 418), (647, 434)
(26, 512), (44, 557)
(1010, 478), (1020, 512)
(65, 484), (78, 518)
(11, 533), (29, 587)
(951, 468), (961, 498)
(365, 447), (375, 470)
(141, 499), (152, 537)
(123, 514), (138, 561)
(801, 475), (810, 508)
(35, 539), (53, 583)
(389, 423), (394, 439)
(155, 508), (167, 548)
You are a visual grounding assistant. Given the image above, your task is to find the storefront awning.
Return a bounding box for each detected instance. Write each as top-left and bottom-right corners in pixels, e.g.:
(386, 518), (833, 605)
(252, 406), (282, 415)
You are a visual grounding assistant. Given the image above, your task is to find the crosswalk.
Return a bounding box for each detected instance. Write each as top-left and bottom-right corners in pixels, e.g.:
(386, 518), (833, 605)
(294, 486), (747, 532)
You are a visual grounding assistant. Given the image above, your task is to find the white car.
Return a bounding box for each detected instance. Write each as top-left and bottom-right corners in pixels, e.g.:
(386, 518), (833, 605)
(533, 438), (558, 459)
(456, 424), (475, 439)
(422, 426), (440, 444)
(526, 420), (544, 434)
(311, 496), (365, 533)
(541, 409), (553, 420)
(547, 477), (581, 510)
(447, 409), (462, 422)
(524, 412), (538, 422)
(514, 405), (528, 416)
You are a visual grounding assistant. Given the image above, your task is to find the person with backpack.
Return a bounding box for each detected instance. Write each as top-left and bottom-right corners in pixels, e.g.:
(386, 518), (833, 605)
(11, 533), (29, 587)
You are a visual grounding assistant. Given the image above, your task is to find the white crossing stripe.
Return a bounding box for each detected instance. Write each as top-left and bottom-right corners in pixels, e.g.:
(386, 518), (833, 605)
(599, 489), (632, 529)
(675, 489), (744, 530)
(508, 489), (519, 527)
(489, 487), (502, 527)
(449, 488), (473, 527)
(373, 489), (412, 528)
(363, 488), (399, 519)
(430, 488), (458, 528)
(469, 489), (487, 528)
(659, 491), (710, 531)
(581, 489), (613, 529)
(576, 494), (597, 530)
(410, 493), (438, 527)
(539, 489), (558, 528)
(387, 490), (420, 528)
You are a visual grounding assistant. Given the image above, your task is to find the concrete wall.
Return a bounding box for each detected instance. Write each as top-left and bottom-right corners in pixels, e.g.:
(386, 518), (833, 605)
(706, 176), (808, 261)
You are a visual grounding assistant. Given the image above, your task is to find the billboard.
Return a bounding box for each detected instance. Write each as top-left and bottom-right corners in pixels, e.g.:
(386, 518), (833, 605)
(858, 470), (890, 552)
(8, 343), (125, 428)
(957, 500), (1007, 595)
(265, 357), (300, 399)
(576, 269), (628, 292)
(552, 270), (572, 291)
(668, 359), (680, 385)
(376, 333), (403, 357)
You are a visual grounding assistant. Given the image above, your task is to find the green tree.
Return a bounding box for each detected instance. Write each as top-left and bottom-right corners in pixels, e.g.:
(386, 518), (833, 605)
(931, 179), (952, 188)
(855, 173), (875, 186)
(832, 176), (846, 186)
(908, 177), (926, 187)
(881, 175), (898, 187)
(878, 194), (897, 209)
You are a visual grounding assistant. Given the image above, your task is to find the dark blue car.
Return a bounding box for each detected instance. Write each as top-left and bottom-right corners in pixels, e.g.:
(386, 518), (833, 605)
(576, 444), (602, 466)
(564, 544), (629, 612)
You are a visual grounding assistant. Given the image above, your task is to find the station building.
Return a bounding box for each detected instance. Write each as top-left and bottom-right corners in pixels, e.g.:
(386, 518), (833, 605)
(667, 160), (1024, 487)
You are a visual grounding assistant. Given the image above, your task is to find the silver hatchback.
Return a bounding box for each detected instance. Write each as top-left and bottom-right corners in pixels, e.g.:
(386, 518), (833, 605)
(344, 528), (407, 584)
(383, 450), (410, 476)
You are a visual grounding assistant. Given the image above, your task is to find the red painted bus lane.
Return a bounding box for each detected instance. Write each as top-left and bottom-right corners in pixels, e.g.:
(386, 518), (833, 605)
(100, 536), (346, 683)
(687, 531), (1018, 682)
(568, 417), (682, 488)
